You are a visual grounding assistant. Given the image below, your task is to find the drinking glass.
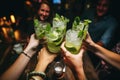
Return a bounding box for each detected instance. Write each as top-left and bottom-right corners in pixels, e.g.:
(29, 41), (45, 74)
(65, 19), (91, 54)
(46, 27), (64, 53)
(54, 60), (66, 77)
(53, 20), (67, 35)
(65, 29), (82, 54)
(46, 15), (68, 53)
(34, 19), (50, 39)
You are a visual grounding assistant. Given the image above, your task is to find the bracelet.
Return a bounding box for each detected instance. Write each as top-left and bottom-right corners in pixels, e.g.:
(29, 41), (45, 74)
(22, 51), (31, 59)
(27, 71), (46, 80)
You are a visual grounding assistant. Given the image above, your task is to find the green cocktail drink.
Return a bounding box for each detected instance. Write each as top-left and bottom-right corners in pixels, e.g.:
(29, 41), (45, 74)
(46, 28), (64, 53)
(53, 20), (67, 35)
(34, 19), (51, 39)
(53, 13), (69, 35)
(65, 17), (91, 54)
(46, 13), (69, 53)
(65, 29), (82, 54)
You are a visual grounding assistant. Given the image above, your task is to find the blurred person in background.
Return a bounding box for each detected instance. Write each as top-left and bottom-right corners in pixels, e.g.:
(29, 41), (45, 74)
(83, 33), (120, 80)
(81, 0), (118, 70)
(24, 0), (54, 37)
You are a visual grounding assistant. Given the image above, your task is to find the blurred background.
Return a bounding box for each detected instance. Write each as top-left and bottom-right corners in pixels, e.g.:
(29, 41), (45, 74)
(0, 0), (119, 41)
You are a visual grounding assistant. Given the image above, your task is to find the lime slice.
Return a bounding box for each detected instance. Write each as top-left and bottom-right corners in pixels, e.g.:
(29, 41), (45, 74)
(65, 42), (74, 48)
(65, 46), (78, 54)
(65, 43), (77, 54)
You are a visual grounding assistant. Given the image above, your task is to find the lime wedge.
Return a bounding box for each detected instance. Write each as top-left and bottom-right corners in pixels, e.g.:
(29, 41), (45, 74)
(65, 46), (78, 54)
(65, 42), (74, 48)
(65, 42), (81, 54)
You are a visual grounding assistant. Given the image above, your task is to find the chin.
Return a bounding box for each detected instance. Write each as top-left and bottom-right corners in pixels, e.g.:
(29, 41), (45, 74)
(40, 19), (45, 21)
(97, 13), (104, 17)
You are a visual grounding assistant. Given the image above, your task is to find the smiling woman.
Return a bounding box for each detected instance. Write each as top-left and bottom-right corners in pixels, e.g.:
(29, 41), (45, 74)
(36, 0), (54, 23)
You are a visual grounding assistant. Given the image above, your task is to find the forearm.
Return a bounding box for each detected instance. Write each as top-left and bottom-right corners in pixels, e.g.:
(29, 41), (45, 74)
(29, 61), (49, 80)
(28, 47), (56, 80)
(0, 53), (30, 80)
(0, 46), (37, 80)
(75, 66), (87, 80)
(91, 43), (120, 70)
(35, 61), (48, 72)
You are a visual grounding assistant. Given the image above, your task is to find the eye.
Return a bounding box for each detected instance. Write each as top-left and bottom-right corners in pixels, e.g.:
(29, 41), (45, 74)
(40, 9), (45, 12)
(46, 10), (50, 13)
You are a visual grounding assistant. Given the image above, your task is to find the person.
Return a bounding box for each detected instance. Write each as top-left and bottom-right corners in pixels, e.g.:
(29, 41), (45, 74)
(60, 33), (120, 80)
(36, 0), (53, 23)
(81, 0), (118, 68)
(25, 0), (54, 37)
(83, 33), (120, 80)
(0, 34), (57, 80)
(82, 33), (120, 70)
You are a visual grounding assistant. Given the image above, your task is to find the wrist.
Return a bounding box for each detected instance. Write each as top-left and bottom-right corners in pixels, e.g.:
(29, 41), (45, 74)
(75, 66), (86, 80)
(35, 61), (48, 72)
(75, 63), (83, 73)
(28, 71), (46, 80)
(88, 42), (98, 53)
(23, 47), (36, 57)
(22, 51), (31, 59)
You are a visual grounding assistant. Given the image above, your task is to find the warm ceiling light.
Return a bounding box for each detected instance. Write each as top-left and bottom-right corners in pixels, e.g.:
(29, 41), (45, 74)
(25, 0), (32, 6)
(10, 15), (16, 23)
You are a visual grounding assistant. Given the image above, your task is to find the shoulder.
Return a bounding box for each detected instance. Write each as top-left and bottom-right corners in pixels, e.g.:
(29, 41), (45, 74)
(105, 15), (118, 24)
(103, 15), (118, 28)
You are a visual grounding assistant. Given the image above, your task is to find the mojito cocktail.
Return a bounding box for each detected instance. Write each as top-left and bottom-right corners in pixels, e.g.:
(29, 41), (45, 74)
(65, 17), (91, 54)
(46, 28), (64, 53)
(34, 19), (51, 39)
(65, 29), (82, 54)
(46, 13), (69, 53)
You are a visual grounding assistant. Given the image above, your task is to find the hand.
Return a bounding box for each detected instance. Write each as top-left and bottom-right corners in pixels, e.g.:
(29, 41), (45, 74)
(35, 47), (57, 72)
(60, 42), (85, 69)
(82, 32), (97, 52)
(24, 34), (40, 57)
(27, 34), (40, 49)
(37, 47), (57, 65)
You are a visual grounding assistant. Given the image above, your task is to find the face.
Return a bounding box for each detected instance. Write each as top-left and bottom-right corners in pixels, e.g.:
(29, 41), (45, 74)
(38, 3), (50, 21)
(96, 0), (109, 17)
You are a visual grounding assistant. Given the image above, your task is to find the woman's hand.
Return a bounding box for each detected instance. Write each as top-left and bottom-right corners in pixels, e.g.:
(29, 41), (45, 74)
(82, 33), (97, 52)
(60, 42), (85, 69)
(35, 47), (57, 72)
(24, 34), (40, 57)
(60, 42), (86, 80)
(37, 47), (57, 65)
